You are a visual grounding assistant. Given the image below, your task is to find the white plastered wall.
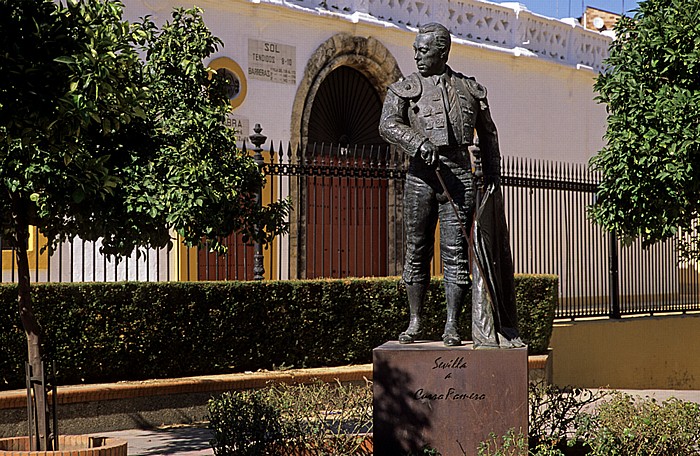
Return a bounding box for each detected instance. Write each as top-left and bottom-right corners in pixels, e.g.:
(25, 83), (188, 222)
(123, 0), (608, 164)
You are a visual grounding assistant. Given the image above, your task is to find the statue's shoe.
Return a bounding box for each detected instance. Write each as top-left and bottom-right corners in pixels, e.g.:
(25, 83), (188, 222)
(473, 342), (500, 350)
(499, 337), (526, 349)
(442, 332), (461, 346)
(398, 331), (419, 344)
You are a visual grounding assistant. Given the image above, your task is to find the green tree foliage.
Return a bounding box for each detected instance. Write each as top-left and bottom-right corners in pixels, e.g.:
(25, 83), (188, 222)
(1, 0), (288, 255)
(591, 0), (700, 257)
(0, 1), (288, 447)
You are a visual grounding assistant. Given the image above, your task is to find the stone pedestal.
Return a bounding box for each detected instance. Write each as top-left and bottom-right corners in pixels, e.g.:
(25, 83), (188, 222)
(373, 341), (528, 456)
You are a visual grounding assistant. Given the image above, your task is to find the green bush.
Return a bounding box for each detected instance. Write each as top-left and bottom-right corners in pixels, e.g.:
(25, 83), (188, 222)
(529, 382), (606, 448)
(513, 275), (558, 355)
(208, 389), (287, 456)
(210, 381), (700, 456)
(208, 381), (373, 456)
(477, 429), (530, 456)
(478, 382), (609, 456)
(481, 387), (700, 456)
(574, 392), (700, 455)
(0, 275), (557, 389)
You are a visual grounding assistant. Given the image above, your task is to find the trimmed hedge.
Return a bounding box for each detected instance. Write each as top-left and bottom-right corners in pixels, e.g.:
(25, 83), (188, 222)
(0, 275), (557, 390)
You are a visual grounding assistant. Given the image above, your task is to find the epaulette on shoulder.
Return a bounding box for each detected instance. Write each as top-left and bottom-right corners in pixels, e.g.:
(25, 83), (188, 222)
(389, 73), (422, 99)
(464, 76), (487, 99)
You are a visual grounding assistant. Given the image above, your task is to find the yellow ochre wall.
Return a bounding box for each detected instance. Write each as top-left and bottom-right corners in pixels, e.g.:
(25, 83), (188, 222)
(550, 314), (700, 389)
(1, 227), (49, 273)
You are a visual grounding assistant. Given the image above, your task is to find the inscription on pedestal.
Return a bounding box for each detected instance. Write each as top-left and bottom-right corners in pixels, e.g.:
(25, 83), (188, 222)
(373, 341), (528, 456)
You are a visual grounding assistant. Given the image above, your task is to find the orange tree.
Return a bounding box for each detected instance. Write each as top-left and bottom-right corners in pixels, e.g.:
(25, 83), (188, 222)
(591, 0), (700, 257)
(0, 0), (288, 449)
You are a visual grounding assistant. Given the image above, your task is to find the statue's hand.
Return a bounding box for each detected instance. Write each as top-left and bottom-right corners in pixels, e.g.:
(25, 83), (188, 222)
(419, 140), (439, 168)
(484, 174), (501, 188)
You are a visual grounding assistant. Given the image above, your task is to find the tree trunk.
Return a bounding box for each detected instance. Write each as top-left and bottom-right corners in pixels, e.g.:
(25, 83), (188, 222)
(15, 219), (51, 451)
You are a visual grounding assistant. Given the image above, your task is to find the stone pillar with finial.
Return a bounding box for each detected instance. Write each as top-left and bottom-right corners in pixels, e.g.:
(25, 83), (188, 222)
(248, 123), (266, 280)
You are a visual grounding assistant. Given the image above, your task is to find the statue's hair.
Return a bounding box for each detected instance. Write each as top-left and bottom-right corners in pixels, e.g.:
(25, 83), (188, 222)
(418, 23), (451, 56)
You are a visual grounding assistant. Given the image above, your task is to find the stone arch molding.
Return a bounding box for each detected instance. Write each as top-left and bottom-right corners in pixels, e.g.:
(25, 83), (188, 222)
(291, 33), (403, 147)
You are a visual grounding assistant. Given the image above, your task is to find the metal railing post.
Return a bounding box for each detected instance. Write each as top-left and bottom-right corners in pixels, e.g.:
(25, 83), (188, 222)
(609, 230), (621, 319)
(249, 123), (267, 280)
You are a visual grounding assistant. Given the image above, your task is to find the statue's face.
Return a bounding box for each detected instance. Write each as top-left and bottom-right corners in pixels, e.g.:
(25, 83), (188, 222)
(413, 33), (446, 77)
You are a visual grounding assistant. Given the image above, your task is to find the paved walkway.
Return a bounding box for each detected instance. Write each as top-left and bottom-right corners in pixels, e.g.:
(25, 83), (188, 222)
(94, 425), (214, 456)
(89, 389), (700, 455)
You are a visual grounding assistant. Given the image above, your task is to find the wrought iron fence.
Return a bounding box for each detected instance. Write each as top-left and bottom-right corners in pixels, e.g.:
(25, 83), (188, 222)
(501, 158), (700, 319)
(2, 138), (699, 320)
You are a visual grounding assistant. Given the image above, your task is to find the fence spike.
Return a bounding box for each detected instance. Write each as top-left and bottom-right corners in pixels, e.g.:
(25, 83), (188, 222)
(297, 142), (304, 166)
(584, 161), (590, 183)
(241, 139), (248, 154)
(278, 141), (285, 164)
(312, 142), (319, 165)
(342, 143), (350, 167)
(577, 162), (583, 183)
(269, 141), (276, 164)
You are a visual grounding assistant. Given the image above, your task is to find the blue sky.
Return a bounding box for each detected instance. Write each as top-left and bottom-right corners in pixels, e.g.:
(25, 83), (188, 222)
(518, 0), (641, 19)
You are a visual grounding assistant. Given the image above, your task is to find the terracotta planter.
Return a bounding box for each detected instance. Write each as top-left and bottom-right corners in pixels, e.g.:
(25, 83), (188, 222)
(0, 435), (127, 456)
(528, 350), (554, 384)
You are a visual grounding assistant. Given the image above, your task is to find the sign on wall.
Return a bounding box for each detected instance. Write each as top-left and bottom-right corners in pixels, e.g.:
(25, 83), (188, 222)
(248, 39), (296, 85)
(225, 114), (250, 141)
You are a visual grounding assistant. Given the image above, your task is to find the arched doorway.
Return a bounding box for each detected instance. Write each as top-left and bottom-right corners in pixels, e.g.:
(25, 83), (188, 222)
(289, 33), (404, 279)
(306, 66), (385, 146)
(304, 66), (389, 278)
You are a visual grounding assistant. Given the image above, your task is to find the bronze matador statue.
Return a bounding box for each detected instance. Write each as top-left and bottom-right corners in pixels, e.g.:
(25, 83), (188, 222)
(379, 23), (524, 348)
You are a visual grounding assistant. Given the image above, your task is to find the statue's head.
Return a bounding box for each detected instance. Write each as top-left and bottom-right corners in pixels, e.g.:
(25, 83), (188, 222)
(414, 23), (451, 77)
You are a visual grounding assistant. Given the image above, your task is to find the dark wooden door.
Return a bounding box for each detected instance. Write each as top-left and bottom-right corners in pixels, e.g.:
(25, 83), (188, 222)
(197, 235), (254, 281)
(305, 165), (388, 278)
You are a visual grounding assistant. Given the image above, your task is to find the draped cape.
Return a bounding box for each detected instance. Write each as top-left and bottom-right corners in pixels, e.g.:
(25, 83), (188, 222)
(470, 183), (524, 348)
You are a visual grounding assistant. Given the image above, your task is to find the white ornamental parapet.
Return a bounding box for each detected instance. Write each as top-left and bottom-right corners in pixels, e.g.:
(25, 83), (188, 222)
(281, 0), (611, 71)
